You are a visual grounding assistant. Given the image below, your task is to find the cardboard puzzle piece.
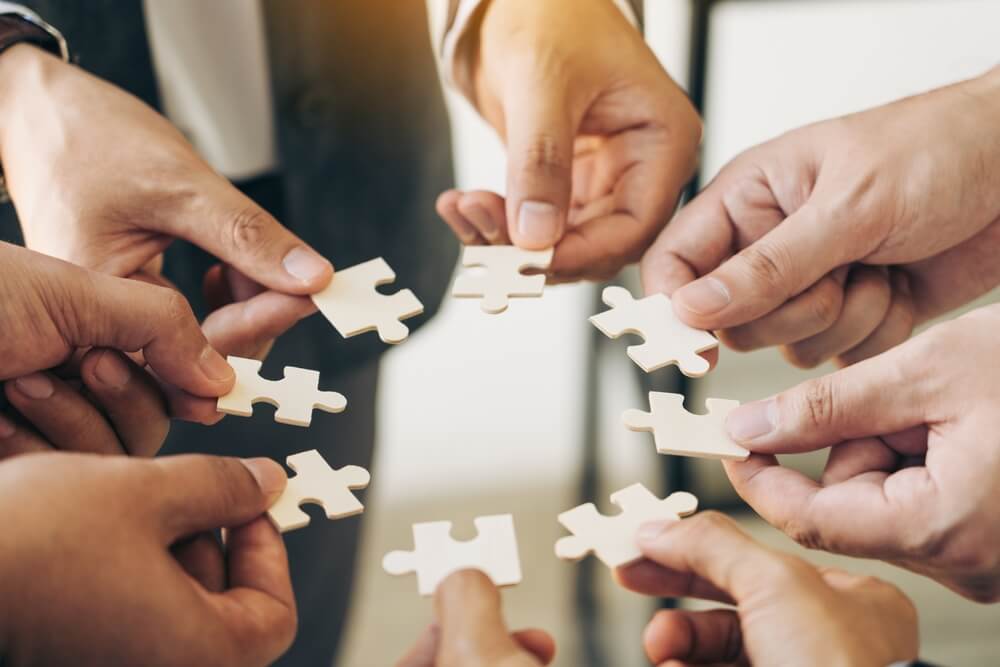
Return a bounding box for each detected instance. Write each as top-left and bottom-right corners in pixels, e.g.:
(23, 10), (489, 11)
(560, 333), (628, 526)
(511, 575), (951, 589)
(555, 483), (698, 568)
(267, 449), (370, 533)
(382, 514), (522, 596)
(624, 392), (749, 461)
(589, 287), (718, 377)
(452, 245), (554, 314)
(217, 356), (346, 427)
(311, 257), (424, 344)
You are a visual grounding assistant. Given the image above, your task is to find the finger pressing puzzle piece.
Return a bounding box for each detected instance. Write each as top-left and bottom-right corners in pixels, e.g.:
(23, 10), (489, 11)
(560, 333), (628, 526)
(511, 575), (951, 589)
(452, 245), (554, 314)
(312, 257), (424, 344)
(383, 514), (522, 596)
(267, 449), (370, 533)
(624, 392), (749, 461)
(556, 483), (698, 568)
(217, 356), (346, 427)
(589, 286), (718, 376)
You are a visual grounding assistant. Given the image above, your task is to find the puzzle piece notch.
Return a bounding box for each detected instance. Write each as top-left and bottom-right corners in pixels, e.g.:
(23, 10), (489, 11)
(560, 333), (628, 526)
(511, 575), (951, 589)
(311, 257), (424, 344)
(589, 286), (718, 377)
(383, 514), (522, 596)
(624, 392), (749, 461)
(267, 449), (370, 533)
(452, 245), (554, 314)
(555, 483), (698, 568)
(217, 356), (347, 427)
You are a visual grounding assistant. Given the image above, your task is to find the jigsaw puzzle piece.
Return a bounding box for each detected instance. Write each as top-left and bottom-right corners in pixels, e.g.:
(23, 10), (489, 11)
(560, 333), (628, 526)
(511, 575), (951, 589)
(267, 449), (370, 533)
(555, 483), (698, 568)
(311, 257), (424, 344)
(452, 245), (553, 314)
(590, 286), (717, 377)
(383, 514), (522, 596)
(217, 357), (346, 427)
(624, 392), (748, 461)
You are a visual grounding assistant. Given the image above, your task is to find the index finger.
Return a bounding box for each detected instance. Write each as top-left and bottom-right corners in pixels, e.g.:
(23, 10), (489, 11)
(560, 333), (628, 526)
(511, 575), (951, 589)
(723, 455), (938, 559)
(207, 516), (297, 665)
(632, 511), (791, 604)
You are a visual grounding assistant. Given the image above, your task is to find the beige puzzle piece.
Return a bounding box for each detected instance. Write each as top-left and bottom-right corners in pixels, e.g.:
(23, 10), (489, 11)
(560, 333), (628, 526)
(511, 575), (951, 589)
(589, 286), (718, 377)
(267, 449), (370, 533)
(452, 245), (554, 314)
(382, 514), (522, 596)
(624, 392), (749, 461)
(217, 356), (346, 427)
(556, 483), (698, 568)
(311, 257), (424, 344)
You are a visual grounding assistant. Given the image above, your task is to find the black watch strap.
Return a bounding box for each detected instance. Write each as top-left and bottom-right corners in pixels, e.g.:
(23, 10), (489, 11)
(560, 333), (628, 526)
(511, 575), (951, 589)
(0, 14), (62, 59)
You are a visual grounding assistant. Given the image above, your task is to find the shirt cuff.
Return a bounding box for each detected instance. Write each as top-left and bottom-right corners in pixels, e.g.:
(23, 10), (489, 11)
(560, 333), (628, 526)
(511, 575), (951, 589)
(441, 0), (639, 102)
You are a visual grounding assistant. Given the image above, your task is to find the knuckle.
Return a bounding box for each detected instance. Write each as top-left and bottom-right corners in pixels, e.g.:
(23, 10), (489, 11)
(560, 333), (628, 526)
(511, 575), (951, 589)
(227, 206), (272, 255)
(209, 456), (256, 508)
(781, 516), (827, 551)
(796, 377), (837, 431)
(808, 284), (843, 329)
(160, 288), (197, 327)
(521, 134), (571, 175)
(737, 242), (795, 299)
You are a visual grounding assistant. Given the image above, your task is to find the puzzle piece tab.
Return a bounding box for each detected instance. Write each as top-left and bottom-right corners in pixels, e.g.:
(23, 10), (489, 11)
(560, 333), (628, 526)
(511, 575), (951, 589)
(312, 257), (424, 344)
(624, 392), (749, 461)
(556, 483), (698, 568)
(589, 286), (718, 376)
(267, 449), (370, 533)
(217, 356), (346, 427)
(382, 514), (522, 596)
(452, 245), (554, 314)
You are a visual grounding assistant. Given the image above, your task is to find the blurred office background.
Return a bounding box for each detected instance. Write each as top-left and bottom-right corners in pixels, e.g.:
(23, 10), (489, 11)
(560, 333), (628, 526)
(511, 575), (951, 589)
(340, 1), (1000, 664)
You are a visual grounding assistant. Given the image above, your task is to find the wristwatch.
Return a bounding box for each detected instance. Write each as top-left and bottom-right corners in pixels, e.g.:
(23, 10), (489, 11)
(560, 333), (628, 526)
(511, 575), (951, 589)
(0, 4), (69, 202)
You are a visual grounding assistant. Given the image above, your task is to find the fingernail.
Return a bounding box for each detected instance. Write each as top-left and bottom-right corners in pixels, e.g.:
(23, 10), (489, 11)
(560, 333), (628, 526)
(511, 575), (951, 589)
(240, 458), (287, 501)
(0, 415), (15, 439)
(676, 277), (730, 315)
(727, 399), (778, 442)
(14, 373), (54, 400)
(517, 201), (560, 246)
(464, 204), (499, 240)
(282, 246), (332, 285)
(93, 351), (130, 390)
(637, 520), (672, 545)
(199, 347), (234, 383)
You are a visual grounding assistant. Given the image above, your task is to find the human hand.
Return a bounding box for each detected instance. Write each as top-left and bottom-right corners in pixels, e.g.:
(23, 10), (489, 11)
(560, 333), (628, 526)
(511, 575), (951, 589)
(642, 66), (1000, 367)
(0, 451), (295, 666)
(723, 303), (1000, 601)
(437, 0), (701, 282)
(616, 512), (918, 666)
(0, 241), (238, 454)
(1, 348), (171, 458)
(397, 570), (555, 667)
(0, 44), (332, 328)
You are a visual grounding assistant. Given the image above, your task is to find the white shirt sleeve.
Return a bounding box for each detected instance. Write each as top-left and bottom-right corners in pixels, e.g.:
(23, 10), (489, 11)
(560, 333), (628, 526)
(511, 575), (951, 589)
(440, 0), (639, 99)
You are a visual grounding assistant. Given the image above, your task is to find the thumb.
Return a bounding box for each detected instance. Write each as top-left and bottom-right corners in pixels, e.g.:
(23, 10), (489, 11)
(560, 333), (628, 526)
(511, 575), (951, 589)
(503, 81), (576, 249)
(435, 570), (545, 666)
(725, 338), (931, 453)
(671, 202), (856, 330)
(635, 512), (788, 603)
(168, 178), (333, 295)
(146, 455), (287, 539)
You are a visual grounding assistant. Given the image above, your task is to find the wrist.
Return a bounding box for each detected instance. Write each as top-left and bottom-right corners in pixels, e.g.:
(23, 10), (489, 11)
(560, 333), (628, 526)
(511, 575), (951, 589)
(0, 43), (59, 160)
